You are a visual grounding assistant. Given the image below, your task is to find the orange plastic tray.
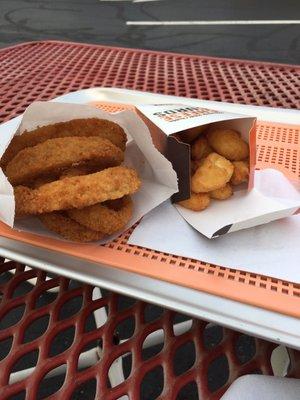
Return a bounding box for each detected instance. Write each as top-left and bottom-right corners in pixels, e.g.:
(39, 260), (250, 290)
(0, 101), (299, 318)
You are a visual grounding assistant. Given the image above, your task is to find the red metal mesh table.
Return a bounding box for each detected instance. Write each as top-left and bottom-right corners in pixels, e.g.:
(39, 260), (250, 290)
(0, 41), (299, 400)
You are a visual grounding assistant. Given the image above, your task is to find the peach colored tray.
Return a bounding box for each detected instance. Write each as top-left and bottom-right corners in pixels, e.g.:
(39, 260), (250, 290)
(0, 102), (299, 318)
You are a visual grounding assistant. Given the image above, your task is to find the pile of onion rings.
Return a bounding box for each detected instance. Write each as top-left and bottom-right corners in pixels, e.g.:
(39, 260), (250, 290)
(2, 118), (141, 242)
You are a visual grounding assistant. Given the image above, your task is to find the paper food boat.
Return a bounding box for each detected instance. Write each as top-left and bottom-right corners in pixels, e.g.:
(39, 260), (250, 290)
(0, 101), (178, 243)
(135, 103), (300, 238)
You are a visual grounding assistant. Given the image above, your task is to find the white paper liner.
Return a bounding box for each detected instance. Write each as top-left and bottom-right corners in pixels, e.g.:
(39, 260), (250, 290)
(0, 102), (178, 244)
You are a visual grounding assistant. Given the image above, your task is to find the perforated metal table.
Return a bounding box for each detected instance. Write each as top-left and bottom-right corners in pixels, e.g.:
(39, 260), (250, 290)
(0, 41), (299, 400)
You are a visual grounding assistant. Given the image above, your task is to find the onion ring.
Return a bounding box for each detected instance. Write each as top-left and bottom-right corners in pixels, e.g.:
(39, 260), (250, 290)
(1, 118), (127, 169)
(15, 166), (141, 217)
(6, 137), (124, 186)
(68, 196), (133, 235)
(39, 212), (104, 242)
(59, 165), (96, 179)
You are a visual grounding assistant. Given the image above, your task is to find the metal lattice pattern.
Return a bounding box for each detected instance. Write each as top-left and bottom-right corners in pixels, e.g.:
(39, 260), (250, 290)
(0, 42), (299, 125)
(0, 260), (285, 400)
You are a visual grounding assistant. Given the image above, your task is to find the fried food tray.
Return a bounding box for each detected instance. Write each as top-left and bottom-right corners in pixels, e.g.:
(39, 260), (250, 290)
(0, 87), (299, 318)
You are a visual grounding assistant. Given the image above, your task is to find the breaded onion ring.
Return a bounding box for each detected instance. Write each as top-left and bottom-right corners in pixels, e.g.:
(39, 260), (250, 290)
(210, 183), (233, 200)
(68, 196), (133, 235)
(31, 176), (57, 189)
(15, 166), (141, 217)
(39, 212), (104, 242)
(6, 137), (124, 186)
(59, 165), (95, 179)
(1, 118), (127, 168)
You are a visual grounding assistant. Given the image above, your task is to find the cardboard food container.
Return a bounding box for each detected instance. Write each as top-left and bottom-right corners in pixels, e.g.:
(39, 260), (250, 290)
(0, 101), (178, 243)
(135, 103), (300, 238)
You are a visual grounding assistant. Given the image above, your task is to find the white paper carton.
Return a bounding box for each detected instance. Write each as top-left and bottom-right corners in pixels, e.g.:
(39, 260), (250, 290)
(136, 103), (300, 238)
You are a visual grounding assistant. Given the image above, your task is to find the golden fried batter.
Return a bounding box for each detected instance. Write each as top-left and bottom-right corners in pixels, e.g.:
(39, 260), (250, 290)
(191, 159), (202, 175)
(207, 128), (249, 161)
(1, 118), (127, 168)
(177, 192), (210, 211)
(60, 165), (95, 179)
(6, 137), (124, 186)
(230, 161), (249, 185)
(68, 196), (133, 235)
(210, 183), (233, 200)
(39, 212), (104, 242)
(15, 166), (141, 217)
(191, 152), (234, 193)
(191, 137), (213, 160)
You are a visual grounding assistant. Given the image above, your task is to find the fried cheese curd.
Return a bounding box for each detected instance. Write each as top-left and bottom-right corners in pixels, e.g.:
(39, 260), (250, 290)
(231, 160), (249, 185)
(191, 136), (213, 160)
(207, 128), (249, 161)
(191, 152), (234, 193)
(177, 192), (210, 211)
(210, 183), (233, 200)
